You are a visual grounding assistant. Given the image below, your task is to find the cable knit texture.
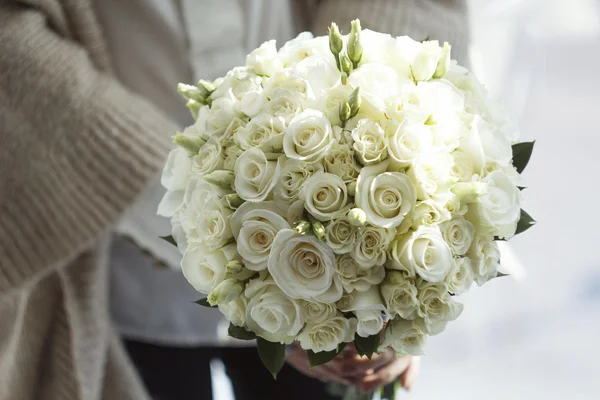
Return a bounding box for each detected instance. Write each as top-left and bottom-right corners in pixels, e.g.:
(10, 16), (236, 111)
(0, 0), (469, 399)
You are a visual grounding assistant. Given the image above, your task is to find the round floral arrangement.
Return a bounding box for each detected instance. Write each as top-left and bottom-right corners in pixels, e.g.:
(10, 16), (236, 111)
(158, 20), (535, 377)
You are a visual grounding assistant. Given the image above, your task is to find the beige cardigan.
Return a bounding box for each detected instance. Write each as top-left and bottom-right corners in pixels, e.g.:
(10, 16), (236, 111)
(0, 1), (468, 399)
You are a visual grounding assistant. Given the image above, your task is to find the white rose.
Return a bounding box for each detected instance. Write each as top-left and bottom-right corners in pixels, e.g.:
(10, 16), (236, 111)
(264, 69), (311, 100)
(348, 63), (403, 110)
(245, 278), (302, 344)
(407, 148), (454, 203)
(234, 147), (281, 202)
(161, 148), (192, 191)
(387, 122), (434, 167)
(440, 216), (475, 256)
(325, 216), (357, 254)
(388, 226), (453, 283)
(212, 66), (253, 99)
(380, 318), (427, 356)
(246, 40), (283, 77)
(298, 315), (357, 353)
(445, 193), (468, 216)
(218, 295), (248, 328)
(352, 225), (395, 268)
(264, 89), (305, 123)
(181, 242), (238, 294)
(205, 90), (240, 138)
(445, 257), (474, 295)
(191, 139), (224, 177)
(293, 55), (341, 99)
(300, 300), (337, 324)
(323, 143), (360, 183)
(468, 170), (521, 238)
(268, 229), (343, 303)
(411, 40), (443, 82)
(234, 113), (286, 152)
(283, 109), (333, 162)
(274, 159), (324, 207)
(451, 150), (476, 182)
(338, 286), (386, 338)
(158, 187), (185, 219)
(380, 271), (419, 319)
(179, 180), (233, 248)
(336, 254), (385, 293)
(351, 119), (388, 165)
(240, 87), (268, 118)
(230, 202), (290, 271)
(416, 280), (464, 335)
(399, 200), (451, 233)
(468, 236), (501, 286)
(299, 172), (349, 221)
(278, 34), (332, 66)
(356, 160), (417, 228)
(314, 83), (353, 125)
(170, 212), (188, 254)
(473, 116), (512, 167)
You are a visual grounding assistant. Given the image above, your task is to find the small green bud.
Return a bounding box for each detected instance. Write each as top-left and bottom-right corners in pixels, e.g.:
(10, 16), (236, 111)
(311, 220), (326, 241)
(433, 42), (451, 79)
(347, 19), (363, 68)
(207, 279), (244, 306)
(225, 260), (244, 276)
(172, 131), (206, 155)
(328, 23), (344, 56)
(198, 79), (216, 94)
(225, 193), (245, 209)
(341, 72), (348, 85)
(186, 99), (202, 120)
(346, 181), (357, 196)
(348, 87), (361, 119)
(340, 54), (353, 76)
(177, 83), (206, 101)
(294, 220), (311, 235)
(347, 208), (367, 227)
(339, 101), (351, 123)
(203, 170), (234, 190)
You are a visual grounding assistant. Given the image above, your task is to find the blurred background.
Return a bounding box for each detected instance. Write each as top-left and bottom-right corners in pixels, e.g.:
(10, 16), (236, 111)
(211, 1), (600, 399)
(419, 0), (600, 399)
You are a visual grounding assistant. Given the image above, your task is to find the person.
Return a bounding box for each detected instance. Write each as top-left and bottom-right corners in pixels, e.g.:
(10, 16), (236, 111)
(0, 1), (470, 399)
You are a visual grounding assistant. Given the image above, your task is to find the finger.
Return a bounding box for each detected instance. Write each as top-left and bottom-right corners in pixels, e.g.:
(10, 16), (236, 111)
(338, 349), (395, 377)
(314, 366), (354, 386)
(400, 356), (421, 392)
(359, 357), (412, 393)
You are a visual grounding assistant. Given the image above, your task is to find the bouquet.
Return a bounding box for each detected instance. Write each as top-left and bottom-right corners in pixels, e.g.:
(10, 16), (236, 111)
(158, 20), (535, 397)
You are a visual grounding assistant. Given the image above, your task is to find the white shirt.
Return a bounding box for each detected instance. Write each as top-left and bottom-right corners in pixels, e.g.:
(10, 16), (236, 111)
(95, 0), (295, 346)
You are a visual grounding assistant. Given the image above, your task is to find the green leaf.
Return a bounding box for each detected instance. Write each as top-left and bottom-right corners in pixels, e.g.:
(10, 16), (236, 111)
(518, 186), (527, 191)
(496, 272), (510, 278)
(307, 343), (347, 368)
(512, 141), (535, 174)
(228, 324), (256, 341)
(194, 298), (216, 308)
(354, 333), (380, 360)
(515, 209), (536, 235)
(257, 337), (286, 379)
(159, 235), (177, 246)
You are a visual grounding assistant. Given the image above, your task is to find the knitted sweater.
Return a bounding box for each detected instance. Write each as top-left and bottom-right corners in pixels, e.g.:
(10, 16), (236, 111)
(0, 1), (468, 399)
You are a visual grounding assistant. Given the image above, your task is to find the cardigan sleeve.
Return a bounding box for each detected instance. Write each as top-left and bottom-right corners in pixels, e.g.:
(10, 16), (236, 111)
(309, 0), (471, 67)
(0, 5), (177, 294)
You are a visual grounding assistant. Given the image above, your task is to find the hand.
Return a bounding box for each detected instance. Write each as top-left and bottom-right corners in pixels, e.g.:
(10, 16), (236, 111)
(285, 343), (355, 385)
(285, 344), (421, 392)
(358, 352), (420, 394)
